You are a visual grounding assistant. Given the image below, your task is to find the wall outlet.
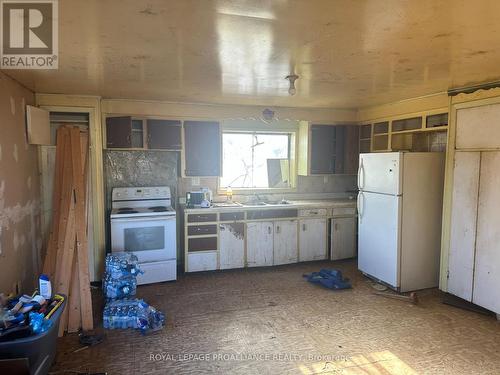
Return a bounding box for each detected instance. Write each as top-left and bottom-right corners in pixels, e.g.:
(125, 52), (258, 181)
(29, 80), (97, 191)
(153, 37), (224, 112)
(323, 176), (328, 184)
(191, 177), (200, 186)
(179, 197), (186, 204)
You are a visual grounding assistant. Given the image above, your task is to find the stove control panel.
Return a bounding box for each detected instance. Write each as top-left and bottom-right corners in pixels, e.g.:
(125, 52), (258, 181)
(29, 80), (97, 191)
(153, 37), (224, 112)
(112, 186), (171, 201)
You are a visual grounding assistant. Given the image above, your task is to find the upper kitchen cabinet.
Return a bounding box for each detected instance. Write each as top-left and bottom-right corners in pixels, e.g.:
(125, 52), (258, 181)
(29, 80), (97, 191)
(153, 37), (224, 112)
(183, 121), (221, 176)
(105, 116), (183, 150)
(298, 122), (359, 175)
(456, 103), (500, 149)
(106, 116), (132, 148)
(361, 110), (448, 153)
(147, 119), (182, 150)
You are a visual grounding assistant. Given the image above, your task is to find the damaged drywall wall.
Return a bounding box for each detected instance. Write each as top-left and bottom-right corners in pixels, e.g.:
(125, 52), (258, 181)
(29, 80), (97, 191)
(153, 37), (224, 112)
(0, 72), (41, 294)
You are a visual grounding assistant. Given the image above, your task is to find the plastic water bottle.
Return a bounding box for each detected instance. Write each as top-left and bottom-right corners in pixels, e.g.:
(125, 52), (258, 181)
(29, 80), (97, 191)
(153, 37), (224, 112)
(39, 274), (52, 299)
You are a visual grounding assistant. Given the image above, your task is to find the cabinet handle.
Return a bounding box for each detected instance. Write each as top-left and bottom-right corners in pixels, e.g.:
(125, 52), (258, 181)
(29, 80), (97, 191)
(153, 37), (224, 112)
(276, 225), (280, 234)
(302, 223), (306, 231)
(335, 223), (339, 231)
(268, 226), (272, 234)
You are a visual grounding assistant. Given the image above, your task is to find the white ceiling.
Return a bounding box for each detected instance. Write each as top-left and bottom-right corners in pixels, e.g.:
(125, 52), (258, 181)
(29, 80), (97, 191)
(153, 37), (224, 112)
(3, 0), (500, 108)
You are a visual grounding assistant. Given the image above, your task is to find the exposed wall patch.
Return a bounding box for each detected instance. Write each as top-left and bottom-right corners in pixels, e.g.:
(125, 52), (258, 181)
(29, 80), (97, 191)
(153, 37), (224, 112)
(10, 96), (15, 115)
(13, 144), (18, 162)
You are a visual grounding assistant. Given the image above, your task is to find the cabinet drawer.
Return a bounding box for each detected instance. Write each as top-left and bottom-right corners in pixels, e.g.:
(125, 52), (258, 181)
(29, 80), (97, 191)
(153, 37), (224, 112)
(188, 224), (217, 236)
(332, 207), (356, 216)
(247, 209), (298, 220)
(299, 208), (327, 217)
(188, 236), (217, 252)
(187, 252), (217, 272)
(220, 211), (245, 221)
(187, 213), (217, 223)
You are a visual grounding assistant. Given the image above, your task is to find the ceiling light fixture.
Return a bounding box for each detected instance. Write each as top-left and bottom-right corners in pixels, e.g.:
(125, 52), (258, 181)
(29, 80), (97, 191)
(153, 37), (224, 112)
(285, 74), (299, 96)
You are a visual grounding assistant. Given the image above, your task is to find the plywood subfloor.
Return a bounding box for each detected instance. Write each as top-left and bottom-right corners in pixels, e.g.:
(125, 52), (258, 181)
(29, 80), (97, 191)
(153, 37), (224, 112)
(50, 260), (500, 374)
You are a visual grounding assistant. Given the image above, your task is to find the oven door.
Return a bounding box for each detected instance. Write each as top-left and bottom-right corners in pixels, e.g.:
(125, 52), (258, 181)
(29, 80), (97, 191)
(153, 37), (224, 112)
(111, 216), (176, 262)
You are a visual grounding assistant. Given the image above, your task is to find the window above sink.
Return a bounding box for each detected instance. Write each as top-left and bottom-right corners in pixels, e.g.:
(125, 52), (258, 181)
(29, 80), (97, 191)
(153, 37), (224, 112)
(219, 129), (297, 193)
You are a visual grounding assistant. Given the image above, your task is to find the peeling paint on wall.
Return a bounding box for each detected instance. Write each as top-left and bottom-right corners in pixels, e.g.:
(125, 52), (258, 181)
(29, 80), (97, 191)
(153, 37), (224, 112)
(13, 144), (18, 163)
(0, 71), (40, 294)
(10, 96), (15, 115)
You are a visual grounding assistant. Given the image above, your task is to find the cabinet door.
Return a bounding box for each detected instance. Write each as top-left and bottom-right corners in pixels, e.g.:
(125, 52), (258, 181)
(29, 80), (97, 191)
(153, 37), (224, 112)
(273, 220), (298, 265)
(219, 222), (245, 269)
(456, 104), (500, 149)
(147, 119), (182, 150)
(331, 217), (357, 260)
(310, 125), (335, 174)
(448, 152), (480, 301)
(184, 121), (221, 176)
(106, 116), (132, 148)
(299, 218), (327, 261)
(473, 151), (500, 313)
(246, 222), (273, 267)
(344, 126), (360, 174)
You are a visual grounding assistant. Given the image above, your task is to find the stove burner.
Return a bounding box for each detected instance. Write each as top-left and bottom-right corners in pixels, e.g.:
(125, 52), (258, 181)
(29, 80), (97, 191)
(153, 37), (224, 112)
(149, 206), (167, 212)
(118, 210), (138, 214)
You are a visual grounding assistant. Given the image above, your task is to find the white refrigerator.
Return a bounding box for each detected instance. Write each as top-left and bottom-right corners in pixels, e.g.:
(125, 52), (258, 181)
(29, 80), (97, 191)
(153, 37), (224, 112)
(357, 152), (445, 292)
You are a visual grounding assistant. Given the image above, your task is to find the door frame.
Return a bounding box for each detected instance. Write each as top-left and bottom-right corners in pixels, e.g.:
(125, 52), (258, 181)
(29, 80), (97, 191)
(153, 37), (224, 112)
(37, 104), (105, 282)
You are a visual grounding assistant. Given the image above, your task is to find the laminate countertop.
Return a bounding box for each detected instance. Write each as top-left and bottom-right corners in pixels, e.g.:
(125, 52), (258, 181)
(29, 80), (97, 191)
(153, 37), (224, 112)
(183, 198), (356, 214)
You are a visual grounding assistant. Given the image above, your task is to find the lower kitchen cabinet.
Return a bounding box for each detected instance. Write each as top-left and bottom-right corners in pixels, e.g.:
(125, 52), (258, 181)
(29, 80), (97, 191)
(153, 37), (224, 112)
(246, 222), (274, 267)
(187, 251), (217, 272)
(219, 222), (245, 269)
(273, 220), (298, 265)
(299, 218), (327, 261)
(331, 217), (357, 260)
(448, 150), (500, 314)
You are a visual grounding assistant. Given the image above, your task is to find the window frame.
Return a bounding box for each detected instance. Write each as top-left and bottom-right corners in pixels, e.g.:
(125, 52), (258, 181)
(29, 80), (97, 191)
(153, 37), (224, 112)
(218, 128), (298, 194)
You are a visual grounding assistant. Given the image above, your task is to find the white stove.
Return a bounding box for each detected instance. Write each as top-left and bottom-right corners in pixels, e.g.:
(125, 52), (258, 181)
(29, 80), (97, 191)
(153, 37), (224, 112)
(110, 186), (177, 284)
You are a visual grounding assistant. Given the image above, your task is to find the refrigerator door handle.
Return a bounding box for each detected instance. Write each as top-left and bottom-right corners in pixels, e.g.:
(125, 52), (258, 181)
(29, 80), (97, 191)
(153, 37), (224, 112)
(357, 192), (363, 220)
(357, 159), (365, 190)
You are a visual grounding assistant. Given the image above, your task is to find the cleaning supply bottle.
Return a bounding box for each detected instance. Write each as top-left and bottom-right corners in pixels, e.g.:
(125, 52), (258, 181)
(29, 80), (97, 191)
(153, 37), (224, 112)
(39, 274), (52, 299)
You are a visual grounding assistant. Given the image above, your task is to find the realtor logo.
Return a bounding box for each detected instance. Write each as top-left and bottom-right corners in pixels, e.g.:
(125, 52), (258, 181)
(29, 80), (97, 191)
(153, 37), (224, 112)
(1, 0), (58, 69)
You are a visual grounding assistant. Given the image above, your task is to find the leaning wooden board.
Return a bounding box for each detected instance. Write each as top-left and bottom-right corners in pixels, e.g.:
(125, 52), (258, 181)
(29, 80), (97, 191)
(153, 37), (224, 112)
(42, 126), (93, 335)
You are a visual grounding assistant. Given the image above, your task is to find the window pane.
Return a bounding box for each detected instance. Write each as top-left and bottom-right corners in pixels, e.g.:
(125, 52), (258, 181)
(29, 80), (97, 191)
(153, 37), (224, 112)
(220, 132), (290, 188)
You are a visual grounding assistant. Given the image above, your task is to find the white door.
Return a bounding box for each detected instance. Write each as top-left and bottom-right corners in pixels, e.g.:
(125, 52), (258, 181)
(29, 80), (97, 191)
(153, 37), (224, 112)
(473, 151), (500, 313)
(448, 152), (480, 301)
(219, 222), (245, 269)
(246, 222), (273, 267)
(359, 152), (402, 195)
(358, 191), (401, 288)
(299, 218), (327, 261)
(331, 217), (357, 260)
(274, 220), (298, 265)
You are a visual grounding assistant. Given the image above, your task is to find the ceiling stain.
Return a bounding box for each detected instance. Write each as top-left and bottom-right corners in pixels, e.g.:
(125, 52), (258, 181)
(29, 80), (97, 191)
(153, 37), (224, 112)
(139, 7), (158, 16)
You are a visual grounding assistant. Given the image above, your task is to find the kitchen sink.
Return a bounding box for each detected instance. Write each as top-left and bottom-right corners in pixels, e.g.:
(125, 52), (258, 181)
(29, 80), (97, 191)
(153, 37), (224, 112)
(212, 202), (243, 208)
(240, 201), (268, 206)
